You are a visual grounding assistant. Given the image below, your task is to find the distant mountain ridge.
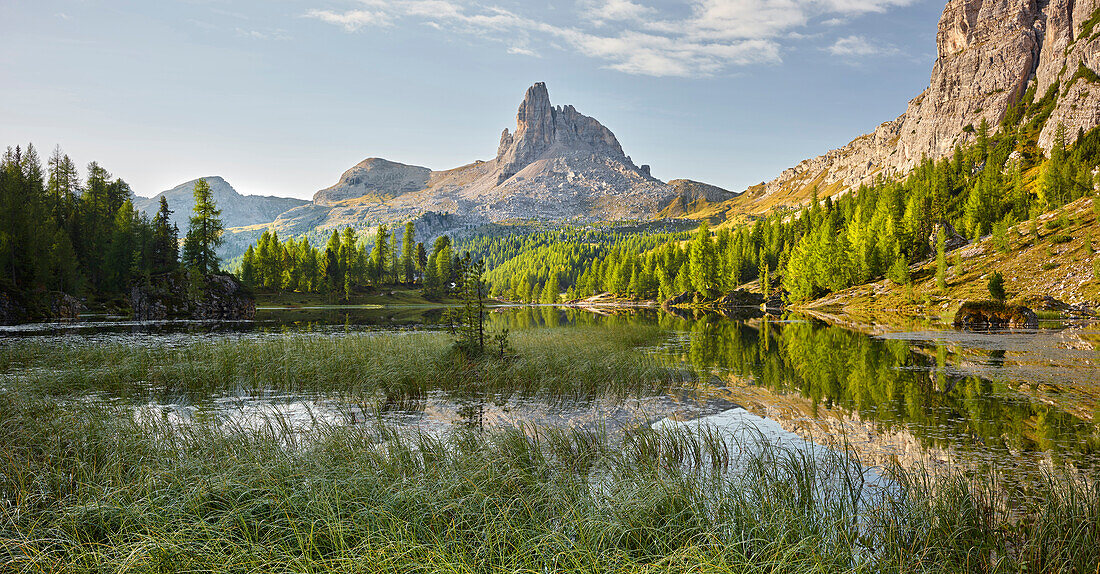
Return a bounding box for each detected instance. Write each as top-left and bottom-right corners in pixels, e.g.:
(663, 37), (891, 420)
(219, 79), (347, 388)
(134, 176), (307, 233)
(267, 83), (696, 237)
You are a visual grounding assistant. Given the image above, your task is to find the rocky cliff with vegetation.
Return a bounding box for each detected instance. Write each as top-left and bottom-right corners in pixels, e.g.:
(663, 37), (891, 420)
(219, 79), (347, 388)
(733, 0), (1100, 214)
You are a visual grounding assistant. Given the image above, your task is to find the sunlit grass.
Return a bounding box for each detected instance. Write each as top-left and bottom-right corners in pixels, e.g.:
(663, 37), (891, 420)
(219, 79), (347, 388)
(0, 324), (683, 402)
(0, 395), (1095, 573)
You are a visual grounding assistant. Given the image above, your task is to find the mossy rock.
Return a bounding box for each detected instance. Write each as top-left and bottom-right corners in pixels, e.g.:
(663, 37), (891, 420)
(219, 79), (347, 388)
(953, 300), (1038, 329)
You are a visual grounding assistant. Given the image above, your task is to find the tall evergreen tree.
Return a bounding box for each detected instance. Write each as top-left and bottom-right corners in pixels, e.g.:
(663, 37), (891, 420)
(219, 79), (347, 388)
(151, 196), (179, 274)
(402, 221), (415, 284)
(181, 178), (224, 274)
(372, 225), (389, 286)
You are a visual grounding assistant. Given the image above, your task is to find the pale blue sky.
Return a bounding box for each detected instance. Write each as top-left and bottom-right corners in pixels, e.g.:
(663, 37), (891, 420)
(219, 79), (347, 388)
(1, 0), (944, 200)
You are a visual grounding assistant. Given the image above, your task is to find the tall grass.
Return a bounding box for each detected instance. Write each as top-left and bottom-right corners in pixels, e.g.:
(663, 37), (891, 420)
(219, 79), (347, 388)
(0, 325), (683, 402)
(0, 394), (1096, 573)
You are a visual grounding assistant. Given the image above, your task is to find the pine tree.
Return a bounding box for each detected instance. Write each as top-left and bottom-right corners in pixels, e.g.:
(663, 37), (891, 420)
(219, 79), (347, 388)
(988, 271), (1006, 301)
(151, 196), (179, 274)
(688, 222), (717, 295)
(181, 178), (224, 274)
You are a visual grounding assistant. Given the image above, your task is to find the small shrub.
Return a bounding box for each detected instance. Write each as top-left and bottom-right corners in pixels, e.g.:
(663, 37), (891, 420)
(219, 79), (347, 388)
(1043, 261), (1060, 271)
(988, 271), (1006, 301)
(1049, 233), (1073, 244)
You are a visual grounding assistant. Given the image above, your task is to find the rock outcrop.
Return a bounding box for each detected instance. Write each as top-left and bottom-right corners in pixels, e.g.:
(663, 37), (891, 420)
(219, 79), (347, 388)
(930, 221), (969, 252)
(953, 300), (1038, 328)
(130, 272), (256, 320)
(735, 0), (1100, 213)
(0, 289), (84, 325)
(496, 83), (628, 183)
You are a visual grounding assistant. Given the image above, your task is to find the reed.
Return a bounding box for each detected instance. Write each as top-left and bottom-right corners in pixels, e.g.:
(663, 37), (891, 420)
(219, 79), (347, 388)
(0, 394), (1096, 573)
(0, 324), (682, 402)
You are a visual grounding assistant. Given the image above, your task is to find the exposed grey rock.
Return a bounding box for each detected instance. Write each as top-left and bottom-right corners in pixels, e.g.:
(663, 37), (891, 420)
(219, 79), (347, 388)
(313, 158), (431, 205)
(48, 292), (84, 320)
(930, 221), (969, 252)
(744, 0), (1100, 210)
(0, 291), (22, 325)
(130, 272), (255, 320)
(0, 289), (83, 324)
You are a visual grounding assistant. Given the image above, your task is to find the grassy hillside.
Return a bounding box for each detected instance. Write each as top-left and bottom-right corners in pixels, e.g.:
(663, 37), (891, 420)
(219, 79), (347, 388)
(804, 196), (1100, 322)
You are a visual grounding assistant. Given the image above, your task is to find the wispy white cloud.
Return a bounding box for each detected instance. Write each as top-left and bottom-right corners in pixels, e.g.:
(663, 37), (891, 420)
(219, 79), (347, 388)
(305, 8), (391, 31)
(305, 0), (912, 77)
(826, 34), (897, 57)
(582, 0), (657, 25)
(235, 27), (291, 41)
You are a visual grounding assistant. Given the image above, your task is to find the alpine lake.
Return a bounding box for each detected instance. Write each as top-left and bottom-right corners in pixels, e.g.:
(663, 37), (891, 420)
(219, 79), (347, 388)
(2, 302), (1098, 571)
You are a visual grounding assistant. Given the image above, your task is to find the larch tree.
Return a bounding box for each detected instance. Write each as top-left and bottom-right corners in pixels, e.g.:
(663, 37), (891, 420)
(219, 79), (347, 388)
(181, 178), (224, 274)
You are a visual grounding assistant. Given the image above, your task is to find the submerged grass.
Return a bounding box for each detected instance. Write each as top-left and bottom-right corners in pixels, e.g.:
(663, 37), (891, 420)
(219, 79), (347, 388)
(0, 395), (1096, 573)
(0, 324), (682, 402)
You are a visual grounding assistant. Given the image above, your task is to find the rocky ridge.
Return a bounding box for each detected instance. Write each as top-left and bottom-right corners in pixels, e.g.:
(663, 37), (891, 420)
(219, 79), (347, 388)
(736, 0), (1100, 214)
(264, 83), (678, 238)
(135, 176), (307, 232)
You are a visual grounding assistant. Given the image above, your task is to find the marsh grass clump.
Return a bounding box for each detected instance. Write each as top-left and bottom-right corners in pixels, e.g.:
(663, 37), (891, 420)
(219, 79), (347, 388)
(0, 399), (1096, 574)
(0, 324), (681, 403)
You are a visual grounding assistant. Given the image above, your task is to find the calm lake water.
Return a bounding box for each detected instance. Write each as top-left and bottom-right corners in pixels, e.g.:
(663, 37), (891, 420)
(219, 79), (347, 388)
(3, 304), (1098, 487)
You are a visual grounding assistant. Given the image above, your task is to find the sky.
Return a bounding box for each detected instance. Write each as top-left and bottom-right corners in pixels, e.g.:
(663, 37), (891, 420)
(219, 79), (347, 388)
(0, 0), (945, 200)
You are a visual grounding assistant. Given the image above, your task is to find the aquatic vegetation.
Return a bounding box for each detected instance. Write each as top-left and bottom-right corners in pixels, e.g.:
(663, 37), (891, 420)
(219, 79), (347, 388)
(0, 324), (682, 402)
(0, 396), (1096, 573)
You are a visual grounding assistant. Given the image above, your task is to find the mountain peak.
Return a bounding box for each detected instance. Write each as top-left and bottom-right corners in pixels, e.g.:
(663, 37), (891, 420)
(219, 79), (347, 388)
(495, 82), (627, 184)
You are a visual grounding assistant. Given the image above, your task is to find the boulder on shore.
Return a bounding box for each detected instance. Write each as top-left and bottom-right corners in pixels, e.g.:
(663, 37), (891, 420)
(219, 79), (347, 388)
(953, 300), (1037, 329)
(130, 272), (255, 320)
(717, 289), (766, 307)
(1, 288), (84, 325)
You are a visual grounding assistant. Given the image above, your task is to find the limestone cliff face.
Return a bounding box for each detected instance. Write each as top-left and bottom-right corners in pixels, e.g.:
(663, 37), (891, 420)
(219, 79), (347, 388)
(496, 82), (627, 183)
(744, 0), (1100, 213)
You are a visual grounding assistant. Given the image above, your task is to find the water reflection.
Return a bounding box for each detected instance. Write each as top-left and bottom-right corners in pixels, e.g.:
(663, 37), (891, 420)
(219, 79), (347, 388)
(655, 312), (1100, 479)
(4, 305), (1099, 483)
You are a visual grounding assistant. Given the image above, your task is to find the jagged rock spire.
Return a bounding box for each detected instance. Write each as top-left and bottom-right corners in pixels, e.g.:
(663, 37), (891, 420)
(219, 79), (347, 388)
(496, 82), (628, 183)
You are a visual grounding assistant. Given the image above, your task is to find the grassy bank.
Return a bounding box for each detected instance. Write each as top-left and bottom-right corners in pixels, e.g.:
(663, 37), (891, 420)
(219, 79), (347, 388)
(255, 287), (457, 308)
(0, 324), (678, 401)
(0, 396), (1096, 573)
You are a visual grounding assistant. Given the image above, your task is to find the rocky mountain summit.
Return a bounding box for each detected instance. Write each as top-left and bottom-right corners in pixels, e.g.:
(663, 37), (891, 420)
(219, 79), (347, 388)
(738, 0), (1100, 213)
(135, 176), (307, 232)
(312, 158), (431, 205)
(266, 83), (679, 237)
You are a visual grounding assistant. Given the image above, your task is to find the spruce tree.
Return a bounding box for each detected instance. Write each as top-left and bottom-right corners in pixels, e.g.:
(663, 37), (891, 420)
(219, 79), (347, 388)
(151, 196), (179, 274)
